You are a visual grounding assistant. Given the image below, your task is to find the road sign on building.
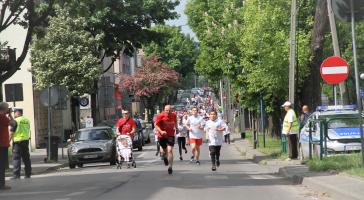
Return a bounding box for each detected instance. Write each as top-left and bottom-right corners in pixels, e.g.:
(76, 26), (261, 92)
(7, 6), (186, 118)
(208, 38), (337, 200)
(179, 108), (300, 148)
(320, 56), (349, 85)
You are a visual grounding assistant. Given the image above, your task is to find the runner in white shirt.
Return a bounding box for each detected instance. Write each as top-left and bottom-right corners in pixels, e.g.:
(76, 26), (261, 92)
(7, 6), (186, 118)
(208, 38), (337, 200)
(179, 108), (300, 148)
(176, 117), (188, 160)
(186, 107), (205, 165)
(205, 110), (226, 171)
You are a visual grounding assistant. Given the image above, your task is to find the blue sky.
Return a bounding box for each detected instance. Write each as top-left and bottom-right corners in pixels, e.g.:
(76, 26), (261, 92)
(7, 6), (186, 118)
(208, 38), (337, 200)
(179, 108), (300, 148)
(166, 0), (197, 40)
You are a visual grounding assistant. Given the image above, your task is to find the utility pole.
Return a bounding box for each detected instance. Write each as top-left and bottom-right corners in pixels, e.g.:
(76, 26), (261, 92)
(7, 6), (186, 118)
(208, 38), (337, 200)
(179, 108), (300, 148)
(327, 0), (347, 104)
(289, 0), (297, 104)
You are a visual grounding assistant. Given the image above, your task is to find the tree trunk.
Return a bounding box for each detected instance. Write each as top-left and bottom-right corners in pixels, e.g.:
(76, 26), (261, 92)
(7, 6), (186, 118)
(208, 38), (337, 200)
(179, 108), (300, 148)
(270, 98), (283, 138)
(91, 80), (99, 124)
(300, 0), (328, 109)
(70, 96), (80, 131)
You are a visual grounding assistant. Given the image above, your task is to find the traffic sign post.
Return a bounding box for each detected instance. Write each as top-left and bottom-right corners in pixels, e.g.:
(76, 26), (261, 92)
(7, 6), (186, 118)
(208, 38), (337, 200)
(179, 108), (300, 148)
(320, 56), (349, 106)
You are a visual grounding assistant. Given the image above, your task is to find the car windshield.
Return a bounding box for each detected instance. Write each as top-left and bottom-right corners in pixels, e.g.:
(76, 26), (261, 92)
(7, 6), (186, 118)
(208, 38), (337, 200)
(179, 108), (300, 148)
(328, 118), (360, 129)
(75, 129), (111, 141)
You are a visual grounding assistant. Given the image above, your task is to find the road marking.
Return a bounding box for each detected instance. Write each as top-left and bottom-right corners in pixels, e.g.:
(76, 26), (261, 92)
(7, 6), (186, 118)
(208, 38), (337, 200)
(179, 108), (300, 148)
(205, 175), (229, 180)
(66, 191), (86, 196)
(0, 191), (62, 197)
(54, 198), (71, 200)
(249, 174), (277, 179)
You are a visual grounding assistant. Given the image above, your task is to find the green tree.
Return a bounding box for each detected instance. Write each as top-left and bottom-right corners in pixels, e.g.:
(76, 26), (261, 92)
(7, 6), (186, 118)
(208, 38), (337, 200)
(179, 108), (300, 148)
(30, 8), (101, 96)
(60, 0), (180, 71)
(143, 24), (198, 78)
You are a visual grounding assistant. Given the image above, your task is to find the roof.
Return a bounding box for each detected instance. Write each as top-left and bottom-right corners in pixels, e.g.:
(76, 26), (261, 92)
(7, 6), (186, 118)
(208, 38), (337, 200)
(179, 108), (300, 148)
(78, 126), (111, 131)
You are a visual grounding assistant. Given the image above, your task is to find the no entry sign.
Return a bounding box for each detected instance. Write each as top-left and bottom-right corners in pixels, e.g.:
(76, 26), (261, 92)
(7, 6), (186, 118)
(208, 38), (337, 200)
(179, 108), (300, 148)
(320, 56), (349, 85)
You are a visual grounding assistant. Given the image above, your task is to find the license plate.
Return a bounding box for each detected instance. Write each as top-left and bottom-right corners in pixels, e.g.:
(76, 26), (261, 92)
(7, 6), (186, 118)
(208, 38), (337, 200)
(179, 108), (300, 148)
(345, 145), (361, 151)
(83, 155), (98, 159)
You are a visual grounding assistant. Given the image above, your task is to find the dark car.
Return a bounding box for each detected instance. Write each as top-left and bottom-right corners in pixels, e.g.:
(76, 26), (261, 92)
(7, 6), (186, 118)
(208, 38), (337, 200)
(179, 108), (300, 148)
(133, 118), (143, 151)
(67, 126), (116, 168)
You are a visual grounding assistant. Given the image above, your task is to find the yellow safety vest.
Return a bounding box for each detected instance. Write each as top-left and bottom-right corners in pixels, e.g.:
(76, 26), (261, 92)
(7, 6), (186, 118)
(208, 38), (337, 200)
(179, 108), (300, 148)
(13, 116), (30, 142)
(282, 109), (299, 135)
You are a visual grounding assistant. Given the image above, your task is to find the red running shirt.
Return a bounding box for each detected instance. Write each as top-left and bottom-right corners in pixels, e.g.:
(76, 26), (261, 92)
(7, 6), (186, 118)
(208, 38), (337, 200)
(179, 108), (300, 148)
(155, 112), (177, 138)
(0, 114), (10, 147)
(115, 117), (136, 135)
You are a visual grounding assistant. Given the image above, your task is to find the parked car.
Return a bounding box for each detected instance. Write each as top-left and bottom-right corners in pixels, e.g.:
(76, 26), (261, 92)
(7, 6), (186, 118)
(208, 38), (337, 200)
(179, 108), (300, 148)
(300, 105), (362, 158)
(67, 126), (116, 169)
(142, 123), (152, 144)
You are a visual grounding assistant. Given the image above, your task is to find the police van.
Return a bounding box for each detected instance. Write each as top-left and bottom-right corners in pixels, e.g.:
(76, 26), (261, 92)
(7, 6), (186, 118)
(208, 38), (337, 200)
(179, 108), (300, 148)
(300, 105), (362, 158)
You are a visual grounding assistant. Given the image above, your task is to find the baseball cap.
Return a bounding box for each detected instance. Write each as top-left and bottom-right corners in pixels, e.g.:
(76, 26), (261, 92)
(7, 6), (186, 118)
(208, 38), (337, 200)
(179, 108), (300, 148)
(281, 101), (292, 107)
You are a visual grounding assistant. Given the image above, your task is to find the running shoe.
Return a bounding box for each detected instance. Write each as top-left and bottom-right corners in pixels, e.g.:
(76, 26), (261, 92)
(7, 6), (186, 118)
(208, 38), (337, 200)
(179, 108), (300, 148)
(179, 156), (183, 161)
(190, 156), (195, 162)
(184, 149), (188, 154)
(216, 160), (220, 167)
(196, 160), (200, 165)
(168, 167), (173, 174)
(212, 165), (217, 171)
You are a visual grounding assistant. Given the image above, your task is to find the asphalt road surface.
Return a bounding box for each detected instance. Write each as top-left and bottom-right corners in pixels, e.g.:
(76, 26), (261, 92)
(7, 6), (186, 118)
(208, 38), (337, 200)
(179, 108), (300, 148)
(1, 139), (332, 200)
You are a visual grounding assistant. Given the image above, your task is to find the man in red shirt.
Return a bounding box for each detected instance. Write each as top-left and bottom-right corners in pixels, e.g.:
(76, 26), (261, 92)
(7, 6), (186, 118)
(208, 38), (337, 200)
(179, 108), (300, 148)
(0, 102), (12, 190)
(154, 105), (177, 174)
(115, 110), (136, 138)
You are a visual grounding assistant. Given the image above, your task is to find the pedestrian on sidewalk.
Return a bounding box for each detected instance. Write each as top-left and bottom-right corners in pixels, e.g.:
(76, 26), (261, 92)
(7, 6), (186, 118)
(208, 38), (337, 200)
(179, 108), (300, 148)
(223, 122), (231, 144)
(299, 105), (311, 131)
(186, 107), (205, 165)
(0, 102), (12, 189)
(154, 105), (177, 174)
(205, 110), (226, 171)
(177, 117), (188, 160)
(282, 101), (299, 160)
(10, 108), (32, 179)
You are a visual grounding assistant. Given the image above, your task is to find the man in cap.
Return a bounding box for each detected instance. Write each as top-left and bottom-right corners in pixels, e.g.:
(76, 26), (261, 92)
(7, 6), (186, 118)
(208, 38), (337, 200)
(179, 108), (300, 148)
(282, 101), (299, 160)
(0, 102), (12, 189)
(10, 108), (32, 179)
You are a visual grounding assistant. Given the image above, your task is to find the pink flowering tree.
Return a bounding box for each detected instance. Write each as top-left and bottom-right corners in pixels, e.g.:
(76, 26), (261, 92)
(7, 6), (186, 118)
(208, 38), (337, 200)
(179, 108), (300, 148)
(120, 56), (178, 120)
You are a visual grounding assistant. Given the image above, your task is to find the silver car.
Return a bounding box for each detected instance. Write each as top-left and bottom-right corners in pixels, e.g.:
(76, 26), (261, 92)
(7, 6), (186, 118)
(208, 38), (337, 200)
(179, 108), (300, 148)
(67, 126), (116, 168)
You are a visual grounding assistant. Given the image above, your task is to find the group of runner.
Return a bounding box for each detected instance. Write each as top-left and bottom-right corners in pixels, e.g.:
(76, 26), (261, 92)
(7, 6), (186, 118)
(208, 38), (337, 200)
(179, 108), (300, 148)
(154, 105), (228, 174)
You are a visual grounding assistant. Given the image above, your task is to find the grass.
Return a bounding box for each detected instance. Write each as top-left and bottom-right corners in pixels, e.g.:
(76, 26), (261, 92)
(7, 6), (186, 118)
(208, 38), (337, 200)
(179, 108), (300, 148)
(307, 153), (364, 178)
(246, 131), (285, 159)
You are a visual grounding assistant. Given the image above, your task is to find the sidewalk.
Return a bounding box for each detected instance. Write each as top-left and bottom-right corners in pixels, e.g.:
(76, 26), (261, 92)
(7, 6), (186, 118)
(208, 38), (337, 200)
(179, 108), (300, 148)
(5, 148), (68, 178)
(231, 133), (364, 200)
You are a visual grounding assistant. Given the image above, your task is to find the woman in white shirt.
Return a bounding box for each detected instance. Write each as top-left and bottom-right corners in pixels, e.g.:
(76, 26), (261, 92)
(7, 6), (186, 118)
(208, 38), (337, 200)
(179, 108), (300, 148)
(205, 110), (226, 171)
(177, 117), (188, 160)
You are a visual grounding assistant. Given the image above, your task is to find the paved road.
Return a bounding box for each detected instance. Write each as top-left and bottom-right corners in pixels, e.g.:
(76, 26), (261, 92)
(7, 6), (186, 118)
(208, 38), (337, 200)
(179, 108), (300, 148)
(1, 141), (332, 200)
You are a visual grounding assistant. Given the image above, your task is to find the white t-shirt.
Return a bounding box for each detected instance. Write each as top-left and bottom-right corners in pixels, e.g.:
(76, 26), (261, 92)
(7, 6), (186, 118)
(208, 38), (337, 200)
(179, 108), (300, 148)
(223, 124), (230, 136)
(187, 115), (205, 139)
(177, 123), (188, 137)
(205, 119), (226, 146)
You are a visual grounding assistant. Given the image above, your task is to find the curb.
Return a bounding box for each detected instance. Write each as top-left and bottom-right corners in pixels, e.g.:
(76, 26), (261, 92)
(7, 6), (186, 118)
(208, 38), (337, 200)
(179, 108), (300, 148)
(5, 162), (69, 177)
(278, 167), (304, 185)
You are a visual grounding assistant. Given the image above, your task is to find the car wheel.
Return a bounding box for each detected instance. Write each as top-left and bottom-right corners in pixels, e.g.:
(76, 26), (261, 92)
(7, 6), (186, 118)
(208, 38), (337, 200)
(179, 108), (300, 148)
(77, 163), (83, 168)
(69, 162), (76, 169)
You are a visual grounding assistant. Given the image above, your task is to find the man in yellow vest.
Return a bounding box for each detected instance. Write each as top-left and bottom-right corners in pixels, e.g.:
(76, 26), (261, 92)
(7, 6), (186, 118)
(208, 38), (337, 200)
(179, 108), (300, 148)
(282, 101), (299, 160)
(10, 108), (31, 179)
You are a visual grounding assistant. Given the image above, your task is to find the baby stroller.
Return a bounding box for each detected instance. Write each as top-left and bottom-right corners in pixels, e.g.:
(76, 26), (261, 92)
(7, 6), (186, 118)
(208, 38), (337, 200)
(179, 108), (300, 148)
(116, 134), (136, 169)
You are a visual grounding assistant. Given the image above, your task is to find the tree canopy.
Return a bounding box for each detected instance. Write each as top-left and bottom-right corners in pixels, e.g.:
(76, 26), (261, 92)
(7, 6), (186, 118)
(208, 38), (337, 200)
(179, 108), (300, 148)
(143, 24), (198, 77)
(30, 8), (102, 96)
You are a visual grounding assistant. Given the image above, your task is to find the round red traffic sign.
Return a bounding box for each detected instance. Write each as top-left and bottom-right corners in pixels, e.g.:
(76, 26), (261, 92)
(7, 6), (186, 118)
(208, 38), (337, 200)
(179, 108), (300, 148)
(320, 56), (349, 85)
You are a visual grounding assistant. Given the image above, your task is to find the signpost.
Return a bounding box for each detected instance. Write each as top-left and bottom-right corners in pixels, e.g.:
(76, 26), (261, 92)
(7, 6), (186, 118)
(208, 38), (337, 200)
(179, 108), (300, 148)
(320, 56), (349, 106)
